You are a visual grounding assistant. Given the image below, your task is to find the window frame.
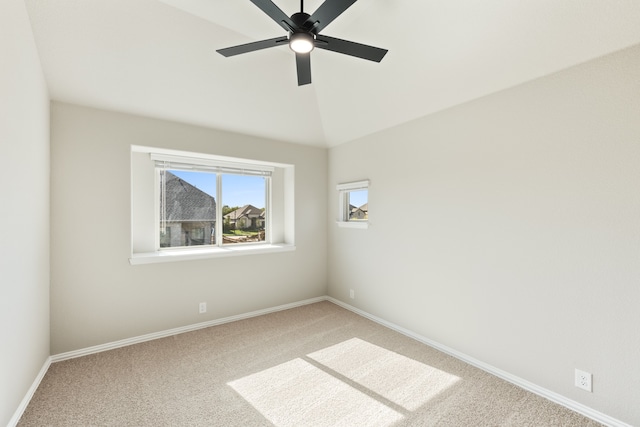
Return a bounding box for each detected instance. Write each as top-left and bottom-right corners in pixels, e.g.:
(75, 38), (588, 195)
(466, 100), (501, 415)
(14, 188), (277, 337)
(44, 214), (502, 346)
(336, 180), (370, 229)
(130, 146), (295, 265)
(153, 161), (272, 251)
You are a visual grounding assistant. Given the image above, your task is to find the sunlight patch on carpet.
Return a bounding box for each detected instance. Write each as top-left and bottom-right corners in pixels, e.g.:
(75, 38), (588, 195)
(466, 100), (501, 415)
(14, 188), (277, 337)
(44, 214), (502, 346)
(307, 338), (461, 411)
(228, 358), (404, 427)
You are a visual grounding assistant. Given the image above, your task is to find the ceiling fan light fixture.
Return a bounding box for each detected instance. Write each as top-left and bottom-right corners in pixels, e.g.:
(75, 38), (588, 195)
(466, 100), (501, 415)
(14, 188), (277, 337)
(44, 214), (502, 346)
(289, 32), (314, 54)
(216, 0), (388, 86)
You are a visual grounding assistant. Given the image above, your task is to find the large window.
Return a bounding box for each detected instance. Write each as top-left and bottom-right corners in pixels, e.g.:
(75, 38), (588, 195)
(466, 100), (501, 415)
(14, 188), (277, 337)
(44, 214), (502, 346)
(130, 146), (295, 264)
(155, 155), (270, 249)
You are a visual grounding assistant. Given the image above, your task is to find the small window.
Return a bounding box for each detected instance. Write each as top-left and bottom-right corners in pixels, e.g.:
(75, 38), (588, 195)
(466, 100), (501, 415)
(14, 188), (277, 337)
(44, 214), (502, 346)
(337, 180), (369, 229)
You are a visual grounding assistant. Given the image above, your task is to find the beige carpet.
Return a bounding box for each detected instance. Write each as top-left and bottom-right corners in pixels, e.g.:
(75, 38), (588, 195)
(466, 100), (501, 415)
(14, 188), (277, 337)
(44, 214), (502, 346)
(18, 301), (602, 426)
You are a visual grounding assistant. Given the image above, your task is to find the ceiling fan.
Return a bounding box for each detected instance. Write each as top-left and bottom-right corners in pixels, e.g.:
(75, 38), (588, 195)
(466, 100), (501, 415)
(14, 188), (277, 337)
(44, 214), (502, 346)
(216, 0), (388, 86)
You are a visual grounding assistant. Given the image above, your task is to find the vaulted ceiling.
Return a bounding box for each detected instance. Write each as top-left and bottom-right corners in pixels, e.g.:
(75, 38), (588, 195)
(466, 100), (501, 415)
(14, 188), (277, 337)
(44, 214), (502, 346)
(24, 0), (640, 147)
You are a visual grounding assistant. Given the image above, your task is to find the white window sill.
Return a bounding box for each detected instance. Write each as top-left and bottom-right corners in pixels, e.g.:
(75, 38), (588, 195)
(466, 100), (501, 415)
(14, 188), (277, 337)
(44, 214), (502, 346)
(336, 221), (369, 229)
(129, 243), (296, 265)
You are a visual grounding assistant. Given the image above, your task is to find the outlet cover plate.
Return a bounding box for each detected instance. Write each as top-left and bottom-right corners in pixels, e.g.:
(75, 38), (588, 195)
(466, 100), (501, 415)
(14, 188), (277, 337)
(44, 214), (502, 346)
(199, 302), (207, 314)
(575, 368), (592, 392)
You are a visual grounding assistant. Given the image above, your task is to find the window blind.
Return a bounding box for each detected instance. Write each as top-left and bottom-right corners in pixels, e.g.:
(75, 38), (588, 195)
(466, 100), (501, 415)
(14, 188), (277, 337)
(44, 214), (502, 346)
(150, 153), (273, 177)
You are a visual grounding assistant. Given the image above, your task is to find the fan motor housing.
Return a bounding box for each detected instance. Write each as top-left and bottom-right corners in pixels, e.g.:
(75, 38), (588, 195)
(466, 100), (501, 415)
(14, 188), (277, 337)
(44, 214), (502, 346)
(290, 12), (315, 33)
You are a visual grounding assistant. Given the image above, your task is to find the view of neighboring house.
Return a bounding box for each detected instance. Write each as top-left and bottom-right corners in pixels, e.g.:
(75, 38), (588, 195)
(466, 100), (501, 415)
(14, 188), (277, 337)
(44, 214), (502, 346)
(224, 204), (265, 230)
(349, 203), (368, 220)
(160, 171), (216, 247)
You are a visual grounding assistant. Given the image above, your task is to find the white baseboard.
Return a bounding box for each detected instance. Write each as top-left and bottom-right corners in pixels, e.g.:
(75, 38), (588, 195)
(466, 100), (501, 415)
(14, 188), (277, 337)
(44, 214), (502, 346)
(12, 297), (324, 425)
(22, 295), (629, 427)
(51, 296), (326, 362)
(8, 356), (51, 427)
(326, 297), (630, 427)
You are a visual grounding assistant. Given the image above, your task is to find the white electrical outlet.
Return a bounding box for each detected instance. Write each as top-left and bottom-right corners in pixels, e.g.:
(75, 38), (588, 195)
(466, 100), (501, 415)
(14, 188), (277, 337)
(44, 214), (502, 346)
(349, 289), (355, 299)
(575, 369), (592, 392)
(199, 302), (207, 314)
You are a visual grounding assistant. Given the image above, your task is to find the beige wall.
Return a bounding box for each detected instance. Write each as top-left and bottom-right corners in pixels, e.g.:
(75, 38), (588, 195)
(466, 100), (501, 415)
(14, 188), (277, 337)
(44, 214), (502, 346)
(50, 103), (327, 354)
(328, 45), (640, 425)
(6, 9), (638, 423)
(0, 1), (51, 425)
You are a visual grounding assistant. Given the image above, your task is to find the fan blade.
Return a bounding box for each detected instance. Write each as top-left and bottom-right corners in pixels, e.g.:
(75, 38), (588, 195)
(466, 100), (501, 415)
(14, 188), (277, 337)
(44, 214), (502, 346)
(315, 35), (387, 62)
(217, 36), (288, 57)
(295, 53), (312, 86)
(250, 0), (299, 32)
(307, 0), (357, 33)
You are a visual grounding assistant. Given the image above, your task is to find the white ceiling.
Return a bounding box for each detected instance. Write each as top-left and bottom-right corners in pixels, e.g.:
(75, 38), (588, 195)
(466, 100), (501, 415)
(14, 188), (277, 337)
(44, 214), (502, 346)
(24, 0), (640, 147)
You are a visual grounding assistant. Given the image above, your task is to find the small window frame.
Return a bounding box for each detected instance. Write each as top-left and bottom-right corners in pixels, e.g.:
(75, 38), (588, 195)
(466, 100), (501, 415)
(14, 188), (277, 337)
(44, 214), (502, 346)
(336, 180), (369, 229)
